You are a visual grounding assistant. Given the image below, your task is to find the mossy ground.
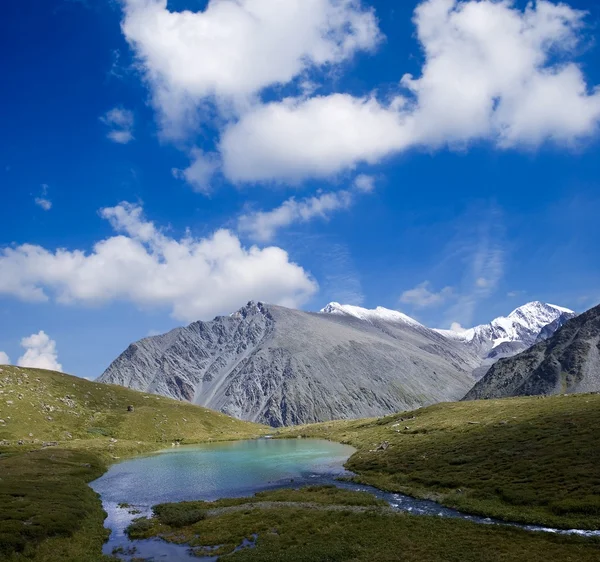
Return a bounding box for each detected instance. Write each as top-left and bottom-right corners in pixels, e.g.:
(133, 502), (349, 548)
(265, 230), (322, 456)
(125, 486), (600, 562)
(0, 365), (267, 561)
(280, 393), (600, 530)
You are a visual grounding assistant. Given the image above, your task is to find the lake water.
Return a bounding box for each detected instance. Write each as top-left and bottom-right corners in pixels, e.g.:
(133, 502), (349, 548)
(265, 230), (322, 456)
(90, 438), (356, 560)
(90, 438), (600, 561)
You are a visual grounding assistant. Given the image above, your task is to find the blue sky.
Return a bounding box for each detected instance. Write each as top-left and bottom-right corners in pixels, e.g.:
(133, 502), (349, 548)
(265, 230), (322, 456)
(1, 0), (599, 379)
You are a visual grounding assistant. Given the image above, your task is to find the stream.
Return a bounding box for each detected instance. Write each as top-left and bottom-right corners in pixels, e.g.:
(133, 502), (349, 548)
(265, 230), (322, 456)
(89, 438), (600, 561)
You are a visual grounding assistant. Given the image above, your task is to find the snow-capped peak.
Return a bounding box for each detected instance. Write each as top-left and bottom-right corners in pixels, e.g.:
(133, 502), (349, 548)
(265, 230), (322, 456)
(435, 301), (576, 360)
(320, 302), (424, 328)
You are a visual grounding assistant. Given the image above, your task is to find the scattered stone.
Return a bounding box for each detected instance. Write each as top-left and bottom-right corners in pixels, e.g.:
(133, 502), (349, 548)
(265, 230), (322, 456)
(110, 438), (118, 443)
(46, 416), (53, 421)
(17, 439), (24, 445)
(28, 433), (33, 437)
(374, 441), (389, 452)
(467, 421), (481, 425)
(6, 400), (13, 405)
(42, 441), (58, 448)
(127, 405), (134, 412)
(0, 419), (4, 424)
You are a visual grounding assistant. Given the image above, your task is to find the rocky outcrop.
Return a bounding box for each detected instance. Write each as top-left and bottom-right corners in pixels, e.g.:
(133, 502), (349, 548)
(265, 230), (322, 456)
(99, 301), (480, 427)
(464, 303), (600, 400)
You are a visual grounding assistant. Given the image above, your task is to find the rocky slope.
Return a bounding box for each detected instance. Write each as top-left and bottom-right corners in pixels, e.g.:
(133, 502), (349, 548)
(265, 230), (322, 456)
(99, 302), (480, 426)
(435, 301), (576, 367)
(464, 303), (600, 400)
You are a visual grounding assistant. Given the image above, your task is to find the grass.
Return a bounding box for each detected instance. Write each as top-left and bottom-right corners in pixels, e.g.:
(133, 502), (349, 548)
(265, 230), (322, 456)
(3, 364), (600, 560)
(0, 365), (267, 561)
(124, 486), (600, 562)
(279, 393), (600, 530)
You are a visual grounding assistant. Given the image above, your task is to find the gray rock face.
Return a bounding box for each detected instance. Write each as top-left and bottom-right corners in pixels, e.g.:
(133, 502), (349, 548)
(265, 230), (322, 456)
(99, 301), (480, 426)
(464, 303), (600, 400)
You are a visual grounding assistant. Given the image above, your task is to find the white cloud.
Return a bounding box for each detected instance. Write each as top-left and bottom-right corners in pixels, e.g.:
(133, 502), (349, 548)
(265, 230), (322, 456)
(172, 149), (220, 194)
(17, 331), (62, 372)
(35, 198), (52, 211)
(444, 205), (506, 327)
(0, 203), (317, 322)
(353, 174), (376, 193)
(220, 94), (410, 183)
(0, 351), (10, 365)
(219, 0), (600, 183)
(400, 281), (454, 308)
(35, 184), (52, 211)
(101, 107), (135, 144)
(449, 322), (467, 333)
(121, 0), (381, 137)
(238, 174), (376, 241)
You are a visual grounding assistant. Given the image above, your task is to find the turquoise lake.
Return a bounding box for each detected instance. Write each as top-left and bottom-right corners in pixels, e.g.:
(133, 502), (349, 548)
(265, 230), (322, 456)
(90, 438), (356, 559)
(90, 437), (600, 560)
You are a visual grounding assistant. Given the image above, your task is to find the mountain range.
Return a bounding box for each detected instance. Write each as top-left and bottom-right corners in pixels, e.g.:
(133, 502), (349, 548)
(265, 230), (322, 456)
(99, 300), (575, 426)
(464, 303), (600, 401)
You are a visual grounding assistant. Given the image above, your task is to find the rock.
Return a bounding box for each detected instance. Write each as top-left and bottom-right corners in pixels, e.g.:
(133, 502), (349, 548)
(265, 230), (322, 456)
(110, 438), (118, 443)
(127, 405), (134, 412)
(17, 439), (24, 445)
(375, 441), (389, 451)
(98, 301), (479, 427)
(42, 441), (58, 447)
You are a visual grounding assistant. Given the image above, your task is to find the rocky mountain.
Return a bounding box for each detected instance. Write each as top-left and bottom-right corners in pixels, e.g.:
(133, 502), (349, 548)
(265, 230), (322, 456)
(99, 301), (480, 427)
(464, 303), (600, 400)
(435, 301), (576, 367)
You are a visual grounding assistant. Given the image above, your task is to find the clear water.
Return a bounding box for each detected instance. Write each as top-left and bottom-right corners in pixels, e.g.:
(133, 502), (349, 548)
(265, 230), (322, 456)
(90, 438), (600, 561)
(90, 438), (356, 560)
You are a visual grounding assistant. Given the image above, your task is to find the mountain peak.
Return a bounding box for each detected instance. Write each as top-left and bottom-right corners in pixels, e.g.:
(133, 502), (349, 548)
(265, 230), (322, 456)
(320, 302), (423, 327)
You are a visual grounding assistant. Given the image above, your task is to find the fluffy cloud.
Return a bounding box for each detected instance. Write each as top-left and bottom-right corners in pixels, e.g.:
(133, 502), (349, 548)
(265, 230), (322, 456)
(0, 203), (317, 322)
(400, 281), (454, 308)
(17, 331), (62, 372)
(219, 0), (600, 182)
(220, 94), (410, 183)
(34, 184), (52, 211)
(172, 149), (220, 194)
(0, 351), (10, 365)
(101, 107), (135, 144)
(121, 0), (381, 137)
(238, 175), (376, 241)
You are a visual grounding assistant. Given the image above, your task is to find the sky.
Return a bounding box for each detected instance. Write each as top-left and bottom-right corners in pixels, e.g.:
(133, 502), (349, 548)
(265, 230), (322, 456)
(1, 0), (599, 379)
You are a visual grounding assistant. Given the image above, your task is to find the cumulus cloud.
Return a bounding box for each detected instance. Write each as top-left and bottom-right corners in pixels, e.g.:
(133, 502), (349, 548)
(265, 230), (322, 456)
(101, 107), (135, 144)
(172, 149), (220, 194)
(17, 331), (62, 372)
(219, 0), (600, 182)
(35, 184), (52, 211)
(220, 94), (410, 183)
(0, 351), (10, 365)
(400, 281), (454, 308)
(238, 175), (376, 241)
(121, 0), (381, 137)
(0, 203), (317, 322)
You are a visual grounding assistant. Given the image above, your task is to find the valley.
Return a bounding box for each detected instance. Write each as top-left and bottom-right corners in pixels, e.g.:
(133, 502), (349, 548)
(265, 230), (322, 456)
(2, 365), (600, 561)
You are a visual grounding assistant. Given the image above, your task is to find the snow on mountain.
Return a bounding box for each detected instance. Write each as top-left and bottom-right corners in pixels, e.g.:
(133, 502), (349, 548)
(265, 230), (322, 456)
(435, 301), (576, 364)
(320, 302), (424, 328)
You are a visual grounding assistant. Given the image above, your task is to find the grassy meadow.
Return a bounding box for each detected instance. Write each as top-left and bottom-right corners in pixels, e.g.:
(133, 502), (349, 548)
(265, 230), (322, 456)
(2, 364), (600, 561)
(0, 365), (267, 561)
(281, 393), (600, 530)
(124, 485), (600, 562)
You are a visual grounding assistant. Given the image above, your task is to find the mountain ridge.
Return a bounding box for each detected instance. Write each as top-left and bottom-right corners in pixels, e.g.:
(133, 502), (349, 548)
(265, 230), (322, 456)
(99, 301), (479, 426)
(464, 303), (600, 400)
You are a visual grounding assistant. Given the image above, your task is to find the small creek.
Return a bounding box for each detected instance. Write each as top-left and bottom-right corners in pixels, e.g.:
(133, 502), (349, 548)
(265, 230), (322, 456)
(90, 438), (600, 561)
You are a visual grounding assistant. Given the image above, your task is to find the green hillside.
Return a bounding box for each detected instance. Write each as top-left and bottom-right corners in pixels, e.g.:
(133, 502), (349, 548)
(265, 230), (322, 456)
(0, 365), (267, 561)
(281, 393), (600, 530)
